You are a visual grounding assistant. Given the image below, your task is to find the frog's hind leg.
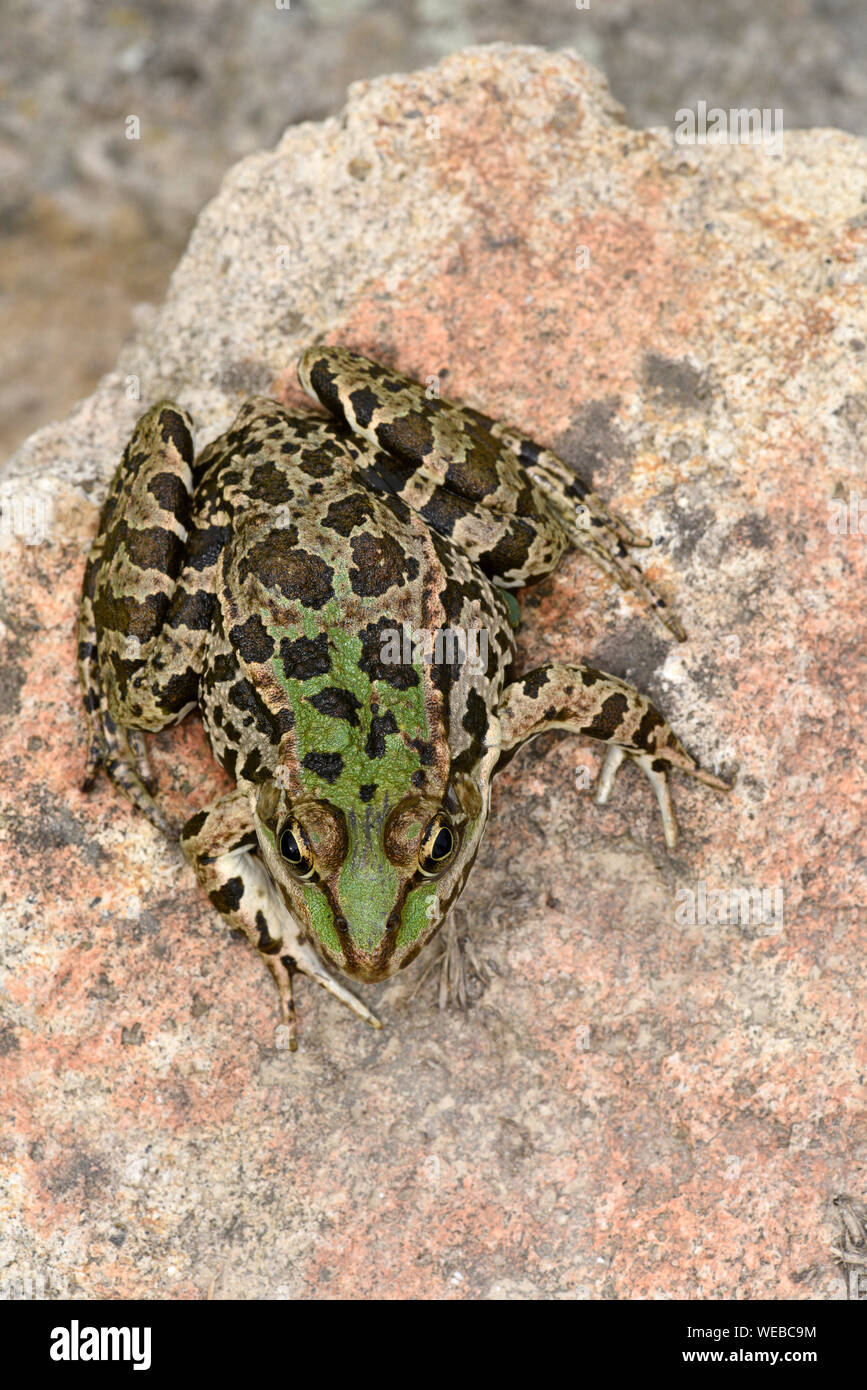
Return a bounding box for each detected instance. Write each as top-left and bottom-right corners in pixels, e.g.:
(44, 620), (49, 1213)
(181, 790), (381, 1047)
(496, 662), (731, 849)
(485, 420), (685, 640)
(83, 712), (169, 831)
(298, 346), (685, 639)
(488, 421), (650, 549)
(79, 400), (217, 832)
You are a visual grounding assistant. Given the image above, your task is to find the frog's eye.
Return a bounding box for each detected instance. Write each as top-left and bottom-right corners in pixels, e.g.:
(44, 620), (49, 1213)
(417, 816), (458, 877)
(279, 820), (316, 879)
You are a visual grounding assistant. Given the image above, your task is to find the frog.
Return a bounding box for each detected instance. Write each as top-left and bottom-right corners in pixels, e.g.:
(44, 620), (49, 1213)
(78, 346), (731, 1047)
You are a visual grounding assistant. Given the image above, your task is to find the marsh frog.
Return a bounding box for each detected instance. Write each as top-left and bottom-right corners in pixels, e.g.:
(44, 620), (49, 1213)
(79, 347), (730, 1045)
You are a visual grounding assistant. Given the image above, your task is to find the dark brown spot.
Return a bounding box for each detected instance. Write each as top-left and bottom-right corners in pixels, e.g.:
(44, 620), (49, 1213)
(157, 668), (199, 713)
(230, 614), (275, 664)
(365, 710), (398, 758)
(209, 877), (244, 914)
(186, 523), (232, 571)
(634, 706), (666, 751)
(124, 523), (185, 576)
(241, 748), (263, 782)
(348, 385), (381, 427)
(374, 409), (435, 460)
(247, 460), (295, 504)
(358, 619), (420, 690)
(158, 408), (194, 464)
(348, 531), (413, 598)
(420, 488), (471, 538)
(477, 519), (535, 578)
(580, 692), (630, 740)
(522, 668), (551, 699)
(280, 633), (331, 681)
(245, 534), (334, 609)
(147, 470), (191, 521)
(308, 686), (362, 726)
(462, 688), (488, 741)
(182, 809), (209, 840)
(229, 678), (293, 740)
(296, 443), (340, 479)
(302, 751), (344, 783)
(407, 737), (435, 765)
(255, 910), (281, 954)
(322, 493), (376, 536)
(168, 587), (214, 631)
(95, 592), (168, 644)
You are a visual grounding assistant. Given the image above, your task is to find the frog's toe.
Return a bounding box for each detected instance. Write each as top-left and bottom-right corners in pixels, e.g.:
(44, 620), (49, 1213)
(83, 709), (172, 833)
(594, 745), (677, 847)
(126, 728), (157, 794)
(576, 527), (688, 641)
(104, 753), (173, 834)
(593, 744), (627, 805)
(268, 941), (381, 1049)
(594, 743), (732, 851)
(266, 955), (300, 1051)
(81, 736), (103, 794)
(636, 752), (679, 850)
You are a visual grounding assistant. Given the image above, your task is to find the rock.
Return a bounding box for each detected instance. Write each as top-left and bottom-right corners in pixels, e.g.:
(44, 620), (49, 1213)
(1, 44), (864, 1300)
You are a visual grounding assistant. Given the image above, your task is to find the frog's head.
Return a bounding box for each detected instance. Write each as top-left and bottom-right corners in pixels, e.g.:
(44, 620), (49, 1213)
(253, 755), (497, 981)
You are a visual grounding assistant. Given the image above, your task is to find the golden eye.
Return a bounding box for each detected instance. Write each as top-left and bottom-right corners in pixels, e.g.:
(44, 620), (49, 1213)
(279, 820), (316, 879)
(417, 816), (457, 877)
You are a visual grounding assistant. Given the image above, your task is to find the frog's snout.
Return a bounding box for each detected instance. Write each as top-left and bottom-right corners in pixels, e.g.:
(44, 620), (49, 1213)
(331, 920), (400, 982)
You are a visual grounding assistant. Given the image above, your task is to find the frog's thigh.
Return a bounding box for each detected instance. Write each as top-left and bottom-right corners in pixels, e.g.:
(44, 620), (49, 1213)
(497, 662), (730, 848)
(457, 410), (685, 636)
(181, 790), (380, 1045)
(299, 347), (565, 584)
(86, 401), (211, 730)
(80, 402), (207, 828)
(299, 347), (685, 632)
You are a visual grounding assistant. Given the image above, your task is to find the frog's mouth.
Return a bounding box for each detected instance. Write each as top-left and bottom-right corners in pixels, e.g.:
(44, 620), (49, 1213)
(316, 866), (458, 983)
(298, 846), (421, 980)
(309, 876), (428, 982)
(322, 892), (410, 982)
(336, 939), (399, 982)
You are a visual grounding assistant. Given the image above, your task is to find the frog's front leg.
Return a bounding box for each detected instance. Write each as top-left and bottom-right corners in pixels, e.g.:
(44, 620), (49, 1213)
(181, 789), (381, 1049)
(496, 664), (731, 849)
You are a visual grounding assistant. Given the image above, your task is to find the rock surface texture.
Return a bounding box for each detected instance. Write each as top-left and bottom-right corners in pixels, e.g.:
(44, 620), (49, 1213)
(1, 46), (865, 1300)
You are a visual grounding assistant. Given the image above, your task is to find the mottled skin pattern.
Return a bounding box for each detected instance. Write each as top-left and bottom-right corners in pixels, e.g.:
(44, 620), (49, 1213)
(78, 347), (731, 1046)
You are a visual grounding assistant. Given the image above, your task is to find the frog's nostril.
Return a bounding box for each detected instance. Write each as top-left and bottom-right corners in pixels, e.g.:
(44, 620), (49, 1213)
(334, 916), (349, 933)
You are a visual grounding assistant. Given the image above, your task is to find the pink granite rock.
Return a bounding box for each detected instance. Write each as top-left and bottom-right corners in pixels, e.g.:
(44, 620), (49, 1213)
(1, 45), (864, 1300)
